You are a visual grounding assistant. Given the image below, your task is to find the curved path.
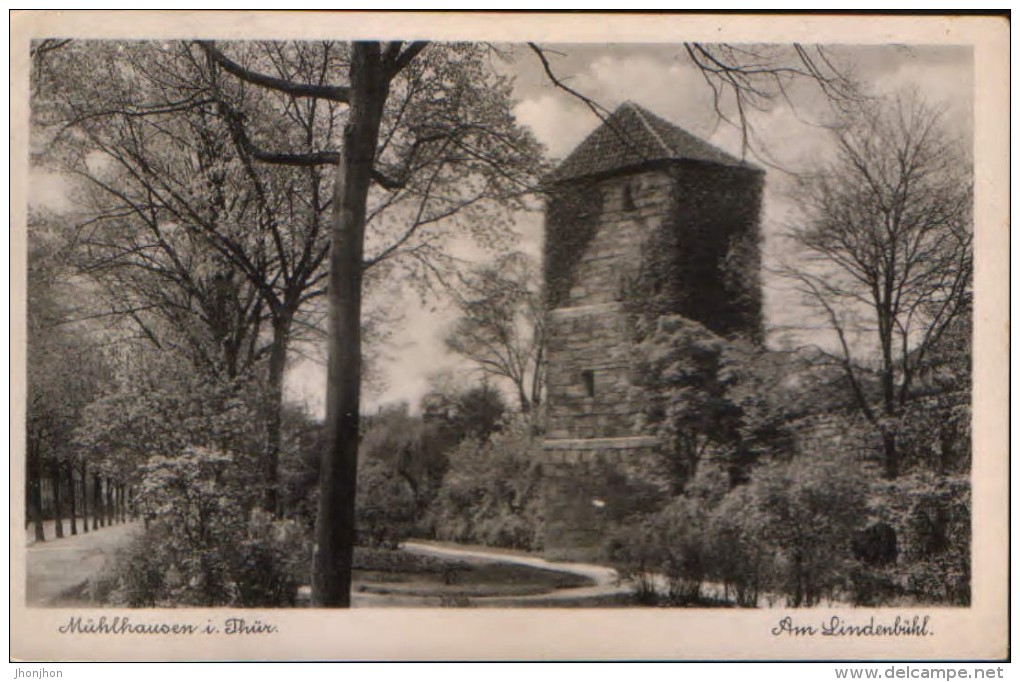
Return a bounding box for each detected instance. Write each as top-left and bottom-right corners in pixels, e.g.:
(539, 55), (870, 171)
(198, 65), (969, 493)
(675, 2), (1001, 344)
(397, 540), (631, 606)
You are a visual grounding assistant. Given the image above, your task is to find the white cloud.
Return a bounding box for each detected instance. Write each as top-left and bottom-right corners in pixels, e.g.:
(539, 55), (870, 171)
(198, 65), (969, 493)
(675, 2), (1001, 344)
(29, 169), (73, 213)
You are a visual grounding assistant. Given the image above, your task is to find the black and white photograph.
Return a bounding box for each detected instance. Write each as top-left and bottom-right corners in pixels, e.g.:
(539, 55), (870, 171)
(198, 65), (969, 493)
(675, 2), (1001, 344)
(11, 11), (1008, 662)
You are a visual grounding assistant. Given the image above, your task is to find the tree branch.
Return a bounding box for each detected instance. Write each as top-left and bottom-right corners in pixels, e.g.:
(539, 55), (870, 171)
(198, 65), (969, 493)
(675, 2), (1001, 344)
(197, 41), (350, 103)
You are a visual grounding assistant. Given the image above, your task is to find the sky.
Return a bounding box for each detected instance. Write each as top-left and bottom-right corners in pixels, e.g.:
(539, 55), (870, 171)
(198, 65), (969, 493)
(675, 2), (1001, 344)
(26, 41), (974, 418)
(293, 42), (972, 416)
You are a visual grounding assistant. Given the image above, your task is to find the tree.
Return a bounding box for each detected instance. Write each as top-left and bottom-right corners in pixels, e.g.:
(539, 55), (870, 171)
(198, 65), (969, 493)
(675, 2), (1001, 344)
(428, 415), (543, 551)
(33, 41), (338, 513)
(445, 252), (545, 413)
(360, 402), (447, 516)
(740, 456), (867, 607)
(198, 40), (543, 606)
(629, 315), (790, 491)
(26, 215), (112, 541)
(784, 92), (972, 478)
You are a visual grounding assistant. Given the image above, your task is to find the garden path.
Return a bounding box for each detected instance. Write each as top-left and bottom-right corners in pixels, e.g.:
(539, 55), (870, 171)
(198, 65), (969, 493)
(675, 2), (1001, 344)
(399, 540), (630, 605)
(24, 521), (141, 606)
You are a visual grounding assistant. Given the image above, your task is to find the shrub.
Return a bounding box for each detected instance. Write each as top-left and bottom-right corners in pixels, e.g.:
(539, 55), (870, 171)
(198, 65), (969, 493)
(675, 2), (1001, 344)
(234, 510), (311, 607)
(705, 483), (773, 607)
(428, 416), (543, 551)
(740, 456), (867, 607)
(356, 457), (418, 549)
(602, 495), (710, 606)
(98, 447), (311, 607)
(868, 473), (971, 605)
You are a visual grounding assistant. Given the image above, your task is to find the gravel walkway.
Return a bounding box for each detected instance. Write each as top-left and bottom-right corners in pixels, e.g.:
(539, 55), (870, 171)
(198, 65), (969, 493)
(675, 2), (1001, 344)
(400, 540), (631, 606)
(24, 521), (141, 606)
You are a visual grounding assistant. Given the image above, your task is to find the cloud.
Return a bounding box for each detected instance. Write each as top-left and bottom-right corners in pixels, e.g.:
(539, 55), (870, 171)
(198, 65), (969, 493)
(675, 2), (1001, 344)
(515, 52), (723, 160)
(29, 169), (73, 213)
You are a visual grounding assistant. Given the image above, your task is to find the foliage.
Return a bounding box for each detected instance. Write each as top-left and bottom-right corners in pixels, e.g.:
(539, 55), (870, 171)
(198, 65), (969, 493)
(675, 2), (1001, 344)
(603, 496), (710, 606)
(74, 359), (261, 487)
(360, 402), (449, 517)
(629, 315), (789, 491)
(427, 416), (543, 551)
(99, 447), (311, 607)
(704, 483), (773, 607)
(445, 251), (545, 413)
(604, 454), (869, 608)
(356, 457), (418, 549)
(421, 379), (509, 444)
(739, 456), (867, 607)
(868, 473), (971, 606)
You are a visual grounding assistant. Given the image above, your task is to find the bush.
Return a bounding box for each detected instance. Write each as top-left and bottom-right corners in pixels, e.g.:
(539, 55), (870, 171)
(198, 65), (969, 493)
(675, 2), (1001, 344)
(738, 456), (867, 607)
(604, 454), (869, 608)
(428, 416), (543, 551)
(234, 510), (311, 607)
(356, 457), (418, 549)
(98, 447), (311, 607)
(868, 473), (971, 605)
(705, 484), (773, 607)
(604, 496), (709, 605)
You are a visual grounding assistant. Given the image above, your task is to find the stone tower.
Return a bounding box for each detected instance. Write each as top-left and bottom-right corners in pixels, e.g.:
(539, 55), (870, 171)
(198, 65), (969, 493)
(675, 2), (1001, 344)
(540, 102), (764, 560)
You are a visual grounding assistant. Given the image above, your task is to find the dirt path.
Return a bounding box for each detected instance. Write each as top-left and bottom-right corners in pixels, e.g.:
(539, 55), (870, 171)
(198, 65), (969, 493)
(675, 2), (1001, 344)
(399, 540), (631, 606)
(25, 521), (142, 606)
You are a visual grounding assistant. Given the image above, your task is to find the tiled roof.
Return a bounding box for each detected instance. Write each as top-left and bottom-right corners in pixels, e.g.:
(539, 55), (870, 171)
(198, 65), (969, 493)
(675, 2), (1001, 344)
(546, 101), (753, 184)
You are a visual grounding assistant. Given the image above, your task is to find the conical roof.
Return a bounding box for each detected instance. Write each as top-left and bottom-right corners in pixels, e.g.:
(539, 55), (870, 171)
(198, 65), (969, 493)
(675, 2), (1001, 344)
(545, 101), (754, 184)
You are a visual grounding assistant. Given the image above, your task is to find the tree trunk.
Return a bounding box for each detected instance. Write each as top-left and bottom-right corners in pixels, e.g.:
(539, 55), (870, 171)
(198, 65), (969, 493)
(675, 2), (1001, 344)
(516, 384), (531, 414)
(882, 430), (899, 479)
(66, 461), (77, 536)
(106, 477), (115, 526)
(312, 42), (389, 608)
(51, 459), (64, 539)
(93, 473), (103, 528)
(263, 309), (293, 516)
(80, 462), (89, 533)
(28, 443), (45, 542)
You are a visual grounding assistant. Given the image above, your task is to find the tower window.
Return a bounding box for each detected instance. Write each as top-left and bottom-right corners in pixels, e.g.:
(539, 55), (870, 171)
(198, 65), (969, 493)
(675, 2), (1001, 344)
(621, 183), (637, 212)
(581, 369), (596, 397)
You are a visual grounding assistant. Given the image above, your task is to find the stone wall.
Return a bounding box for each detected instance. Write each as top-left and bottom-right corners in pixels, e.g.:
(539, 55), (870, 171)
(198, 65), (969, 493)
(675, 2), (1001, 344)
(540, 160), (764, 561)
(539, 437), (667, 561)
(543, 169), (675, 442)
(545, 303), (636, 440)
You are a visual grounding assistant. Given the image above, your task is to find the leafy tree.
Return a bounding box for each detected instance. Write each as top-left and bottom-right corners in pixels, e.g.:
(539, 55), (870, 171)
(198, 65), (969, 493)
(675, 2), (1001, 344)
(784, 92), (972, 478)
(74, 348), (265, 531)
(103, 448), (311, 607)
(360, 402), (448, 516)
(629, 315), (788, 491)
(26, 214), (112, 540)
(355, 457), (418, 549)
(197, 40), (545, 606)
(33, 40), (341, 512)
(445, 252), (545, 413)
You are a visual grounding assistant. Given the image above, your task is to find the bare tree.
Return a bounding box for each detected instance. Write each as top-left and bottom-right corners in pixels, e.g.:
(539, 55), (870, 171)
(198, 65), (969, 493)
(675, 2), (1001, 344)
(445, 252), (545, 414)
(783, 92), (972, 478)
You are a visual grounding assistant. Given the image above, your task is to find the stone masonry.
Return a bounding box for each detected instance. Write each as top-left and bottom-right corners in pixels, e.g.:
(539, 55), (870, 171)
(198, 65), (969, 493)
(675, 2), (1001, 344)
(540, 102), (764, 560)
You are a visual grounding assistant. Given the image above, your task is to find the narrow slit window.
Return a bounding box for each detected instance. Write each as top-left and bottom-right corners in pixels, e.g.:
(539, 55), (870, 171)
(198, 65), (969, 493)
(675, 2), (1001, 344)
(581, 369), (596, 397)
(621, 183), (637, 212)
